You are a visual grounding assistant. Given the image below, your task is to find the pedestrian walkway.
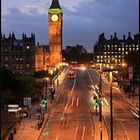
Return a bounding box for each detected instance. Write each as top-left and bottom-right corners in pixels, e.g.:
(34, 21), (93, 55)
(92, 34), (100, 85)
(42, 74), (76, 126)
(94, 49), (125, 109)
(4, 70), (66, 140)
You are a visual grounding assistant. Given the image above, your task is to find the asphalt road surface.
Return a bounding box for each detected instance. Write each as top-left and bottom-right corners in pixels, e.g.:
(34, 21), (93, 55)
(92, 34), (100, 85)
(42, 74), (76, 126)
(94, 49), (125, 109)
(39, 68), (139, 140)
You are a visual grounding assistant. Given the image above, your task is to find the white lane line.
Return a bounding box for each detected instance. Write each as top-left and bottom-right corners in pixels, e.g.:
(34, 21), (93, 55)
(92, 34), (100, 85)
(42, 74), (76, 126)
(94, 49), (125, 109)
(71, 78), (76, 94)
(66, 117), (70, 128)
(71, 96), (75, 107)
(76, 97), (79, 107)
(103, 97), (109, 106)
(74, 126), (79, 140)
(119, 121), (130, 140)
(81, 126), (86, 140)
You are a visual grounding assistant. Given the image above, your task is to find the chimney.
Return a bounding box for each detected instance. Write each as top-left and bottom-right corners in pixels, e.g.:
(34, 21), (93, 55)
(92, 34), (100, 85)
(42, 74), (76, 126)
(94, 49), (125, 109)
(123, 35), (125, 40)
(128, 32), (131, 37)
(127, 32), (132, 40)
(114, 32), (117, 38)
(110, 35), (113, 40)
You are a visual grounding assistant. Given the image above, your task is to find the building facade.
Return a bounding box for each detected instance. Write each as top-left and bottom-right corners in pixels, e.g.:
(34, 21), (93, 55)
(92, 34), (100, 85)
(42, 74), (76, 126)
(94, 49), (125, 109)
(48, 0), (63, 66)
(1, 33), (49, 74)
(1, 33), (36, 74)
(93, 32), (139, 64)
(35, 44), (49, 71)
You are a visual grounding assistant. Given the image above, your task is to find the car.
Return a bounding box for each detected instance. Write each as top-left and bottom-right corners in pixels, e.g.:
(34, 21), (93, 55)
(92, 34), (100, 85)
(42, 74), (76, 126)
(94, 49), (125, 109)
(67, 70), (76, 79)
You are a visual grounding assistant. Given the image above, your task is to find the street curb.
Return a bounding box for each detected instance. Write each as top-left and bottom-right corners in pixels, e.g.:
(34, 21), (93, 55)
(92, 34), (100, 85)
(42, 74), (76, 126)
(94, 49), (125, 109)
(37, 114), (49, 140)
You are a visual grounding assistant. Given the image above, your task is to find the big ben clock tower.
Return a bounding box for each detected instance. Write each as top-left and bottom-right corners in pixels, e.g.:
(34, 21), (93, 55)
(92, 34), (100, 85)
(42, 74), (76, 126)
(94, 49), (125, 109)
(48, 0), (63, 66)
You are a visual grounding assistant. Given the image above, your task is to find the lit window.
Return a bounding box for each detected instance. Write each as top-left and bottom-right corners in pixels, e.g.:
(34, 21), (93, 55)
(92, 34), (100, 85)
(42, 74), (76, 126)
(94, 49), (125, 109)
(16, 57), (19, 61)
(104, 56), (106, 58)
(133, 48), (135, 51)
(108, 45), (110, 48)
(26, 64), (30, 67)
(122, 48), (124, 51)
(133, 44), (135, 47)
(129, 48), (132, 51)
(118, 48), (121, 51)
(16, 64), (19, 69)
(97, 56), (99, 58)
(101, 56), (103, 58)
(4, 57), (8, 61)
(104, 52), (106, 54)
(136, 48), (139, 51)
(5, 64), (8, 68)
(126, 52), (128, 54)
(20, 43), (23, 46)
(26, 45), (30, 49)
(4, 49), (8, 52)
(20, 65), (23, 69)
(20, 57), (23, 60)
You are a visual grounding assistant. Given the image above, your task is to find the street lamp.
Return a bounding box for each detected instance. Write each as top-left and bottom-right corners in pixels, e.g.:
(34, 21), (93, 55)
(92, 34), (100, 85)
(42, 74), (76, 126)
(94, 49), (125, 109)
(99, 63), (102, 140)
(103, 67), (116, 140)
(109, 70), (113, 140)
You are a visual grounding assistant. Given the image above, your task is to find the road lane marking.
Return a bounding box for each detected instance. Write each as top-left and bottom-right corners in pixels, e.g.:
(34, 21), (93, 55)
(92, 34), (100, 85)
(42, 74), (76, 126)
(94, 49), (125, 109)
(76, 97), (79, 107)
(81, 126), (86, 140)
(103, 97), (109, 105)
(70, 96), (75, 107)
(74, 126), (79, 140)
(119, 121), (130, 140)
(65, 117), (70, 128)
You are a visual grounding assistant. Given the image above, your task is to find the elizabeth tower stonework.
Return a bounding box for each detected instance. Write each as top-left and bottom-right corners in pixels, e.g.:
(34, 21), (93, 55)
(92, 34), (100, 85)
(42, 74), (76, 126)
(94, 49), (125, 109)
(48, 0), (63, 66)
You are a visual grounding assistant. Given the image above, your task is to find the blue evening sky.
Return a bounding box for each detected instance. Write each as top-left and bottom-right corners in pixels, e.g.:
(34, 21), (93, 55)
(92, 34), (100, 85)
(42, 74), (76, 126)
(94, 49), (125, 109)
(2, 0), (139, 52)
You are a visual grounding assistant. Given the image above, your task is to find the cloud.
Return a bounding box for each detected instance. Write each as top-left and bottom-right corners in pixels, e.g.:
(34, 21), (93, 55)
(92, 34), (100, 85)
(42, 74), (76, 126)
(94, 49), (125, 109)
(1, 0), (139, 52)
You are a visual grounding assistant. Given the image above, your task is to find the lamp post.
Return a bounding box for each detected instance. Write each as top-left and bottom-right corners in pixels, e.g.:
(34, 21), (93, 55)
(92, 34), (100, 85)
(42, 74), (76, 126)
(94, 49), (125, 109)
(99, 63), (102, 140)
(109, 71), (113, 140)
(103, 67), (115, 140)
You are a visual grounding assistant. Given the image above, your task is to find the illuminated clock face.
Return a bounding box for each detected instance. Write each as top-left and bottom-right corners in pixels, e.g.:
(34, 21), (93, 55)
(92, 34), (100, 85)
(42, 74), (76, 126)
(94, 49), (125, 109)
(51, 14), (58, 22)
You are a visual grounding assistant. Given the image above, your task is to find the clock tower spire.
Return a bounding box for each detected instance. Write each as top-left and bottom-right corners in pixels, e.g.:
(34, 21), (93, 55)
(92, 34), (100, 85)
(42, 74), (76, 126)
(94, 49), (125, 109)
(50, 0), (61, 9)
(48, 0), (63, 66)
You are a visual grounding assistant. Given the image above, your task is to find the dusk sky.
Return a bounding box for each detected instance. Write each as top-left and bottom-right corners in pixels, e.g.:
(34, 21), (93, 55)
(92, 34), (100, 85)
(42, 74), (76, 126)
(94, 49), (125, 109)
(2, 0), (139, 52)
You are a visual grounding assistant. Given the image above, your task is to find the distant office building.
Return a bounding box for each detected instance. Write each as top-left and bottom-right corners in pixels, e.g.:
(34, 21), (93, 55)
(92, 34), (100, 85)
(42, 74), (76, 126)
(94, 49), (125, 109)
(93, 32), (139, 64)
(1, 33), (49, 74)
(64, 44), (88, 63)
